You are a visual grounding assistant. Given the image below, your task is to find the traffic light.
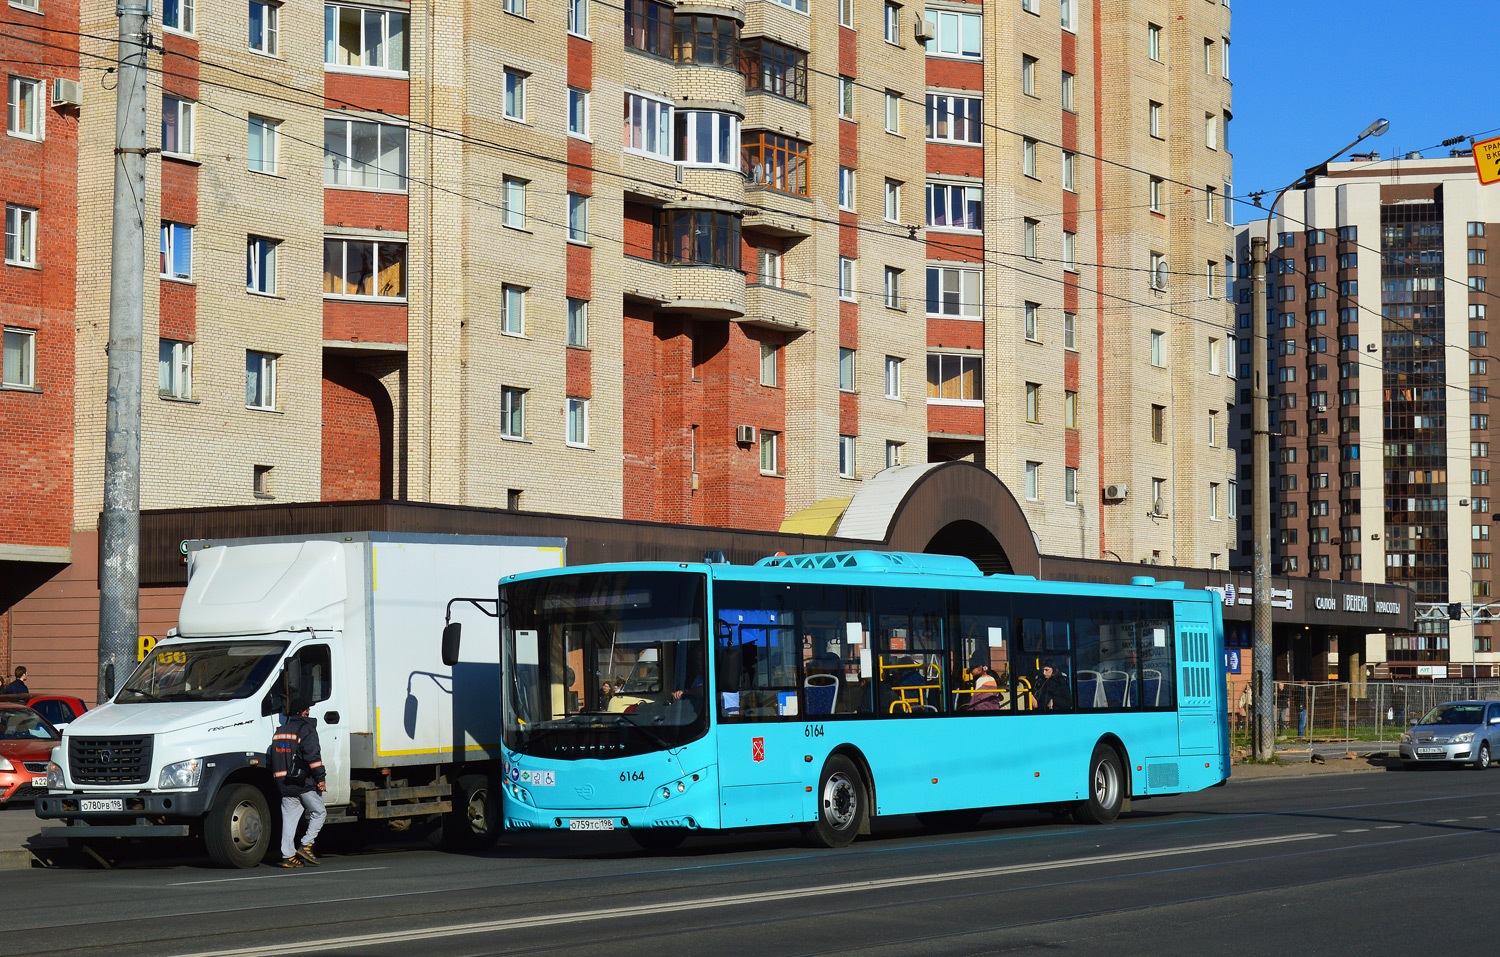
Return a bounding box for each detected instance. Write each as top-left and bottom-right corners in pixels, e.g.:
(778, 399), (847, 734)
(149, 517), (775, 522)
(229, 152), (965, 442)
(1449, 602), (1464, 621)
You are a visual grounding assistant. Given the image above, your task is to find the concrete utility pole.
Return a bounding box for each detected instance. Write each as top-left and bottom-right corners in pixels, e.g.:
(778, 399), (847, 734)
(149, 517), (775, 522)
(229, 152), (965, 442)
(98, 0), (151, 704)
(1249, 118), (1389, 762)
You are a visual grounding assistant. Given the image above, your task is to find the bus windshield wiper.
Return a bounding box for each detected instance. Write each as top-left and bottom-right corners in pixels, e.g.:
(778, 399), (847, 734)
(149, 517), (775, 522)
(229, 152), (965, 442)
(611, 713), (673, 751)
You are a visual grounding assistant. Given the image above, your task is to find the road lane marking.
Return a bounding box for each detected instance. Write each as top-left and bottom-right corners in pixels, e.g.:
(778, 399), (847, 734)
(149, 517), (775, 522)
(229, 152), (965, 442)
(169, 866), (388, 887)
(169, 833), (1330, 957)
(1343, 828), (1369, 833)
(1439, 819), (1460, 823)
(1469, 815), (1489, 820)
(1376, 825), (1402, 830)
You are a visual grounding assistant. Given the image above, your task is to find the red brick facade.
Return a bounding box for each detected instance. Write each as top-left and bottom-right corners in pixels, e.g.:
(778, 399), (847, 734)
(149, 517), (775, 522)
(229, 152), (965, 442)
(321, 360), (393, 500)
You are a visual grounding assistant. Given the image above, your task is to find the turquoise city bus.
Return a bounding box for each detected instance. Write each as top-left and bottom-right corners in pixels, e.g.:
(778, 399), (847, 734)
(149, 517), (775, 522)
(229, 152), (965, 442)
(495, 551), (1228, 850)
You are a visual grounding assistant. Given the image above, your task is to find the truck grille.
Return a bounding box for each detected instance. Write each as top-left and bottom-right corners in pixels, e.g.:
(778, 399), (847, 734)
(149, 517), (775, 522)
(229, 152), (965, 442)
(69, 736), (153, 785)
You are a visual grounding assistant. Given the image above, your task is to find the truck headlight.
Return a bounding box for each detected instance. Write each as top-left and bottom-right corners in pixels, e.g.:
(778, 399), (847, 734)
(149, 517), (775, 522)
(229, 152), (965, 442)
(1453, 732), (1475, 744)
(158, 758), (204, 789)
(45, 761), (64, 790)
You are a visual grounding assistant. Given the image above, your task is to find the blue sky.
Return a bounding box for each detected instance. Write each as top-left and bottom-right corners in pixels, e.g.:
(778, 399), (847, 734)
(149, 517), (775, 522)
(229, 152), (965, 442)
(1231, 0), (1500, 211)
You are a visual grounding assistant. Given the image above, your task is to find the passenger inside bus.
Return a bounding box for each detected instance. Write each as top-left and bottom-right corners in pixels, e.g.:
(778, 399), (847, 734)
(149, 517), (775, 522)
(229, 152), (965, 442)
(1034, 660), (1072, 712)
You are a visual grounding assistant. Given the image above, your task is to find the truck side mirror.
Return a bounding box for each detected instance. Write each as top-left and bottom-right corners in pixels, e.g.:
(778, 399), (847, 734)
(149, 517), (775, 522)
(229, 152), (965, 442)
(441, 622), (462, 667)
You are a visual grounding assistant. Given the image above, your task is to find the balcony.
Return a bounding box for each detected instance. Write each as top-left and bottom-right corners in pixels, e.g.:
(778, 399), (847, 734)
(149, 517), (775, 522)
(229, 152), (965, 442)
(743, 187), (813, 238)
(660, 263), (746, 319)
(742, 283), (811, 333)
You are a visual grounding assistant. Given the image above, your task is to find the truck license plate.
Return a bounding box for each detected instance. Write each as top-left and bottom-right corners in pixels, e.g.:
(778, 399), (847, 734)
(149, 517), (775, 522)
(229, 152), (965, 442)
(81, 799), (124, 812)
(568, 818), (614, 831)
(1417, 746), (1445, 754)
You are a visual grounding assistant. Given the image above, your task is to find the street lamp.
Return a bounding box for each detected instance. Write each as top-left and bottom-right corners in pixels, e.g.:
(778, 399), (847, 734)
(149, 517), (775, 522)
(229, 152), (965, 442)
(1248, 118), (1388, 762)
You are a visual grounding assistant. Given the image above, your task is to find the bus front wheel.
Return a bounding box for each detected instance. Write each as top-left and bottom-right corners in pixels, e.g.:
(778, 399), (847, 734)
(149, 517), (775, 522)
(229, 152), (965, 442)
(806, 755), (867, 848)
(1075, 744), (1124, 825)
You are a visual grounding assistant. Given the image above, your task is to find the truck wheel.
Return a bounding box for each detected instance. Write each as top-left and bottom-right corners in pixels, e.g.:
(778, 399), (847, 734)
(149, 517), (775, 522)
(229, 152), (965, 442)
(431, 773), (500, 852)
(630, 828), (688, 853)
(1075, 744), (1124, 826)
(204, 783), (273, 868)
(805, 754), (867, 848)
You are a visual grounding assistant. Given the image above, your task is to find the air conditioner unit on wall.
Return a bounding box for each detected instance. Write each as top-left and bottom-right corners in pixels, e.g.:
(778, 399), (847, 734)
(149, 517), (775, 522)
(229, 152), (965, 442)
(1103, 483), (1128, 501)
(51, 78), (81, 108)
(736, 425), (756, 445)
(913, 15), (935, 42)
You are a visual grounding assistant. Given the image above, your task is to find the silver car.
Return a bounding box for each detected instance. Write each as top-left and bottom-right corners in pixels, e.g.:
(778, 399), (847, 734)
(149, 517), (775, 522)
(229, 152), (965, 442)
(1400, 701), (1500, 768)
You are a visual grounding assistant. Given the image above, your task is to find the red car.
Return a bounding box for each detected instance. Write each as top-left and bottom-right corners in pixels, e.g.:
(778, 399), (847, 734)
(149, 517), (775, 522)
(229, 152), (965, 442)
(0, 693), (87, 730)
(0, 703), (61, 804)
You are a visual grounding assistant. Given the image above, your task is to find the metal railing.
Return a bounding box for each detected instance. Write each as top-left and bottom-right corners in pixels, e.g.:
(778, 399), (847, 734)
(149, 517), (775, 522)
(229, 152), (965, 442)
(1228, 680), (1500, 744)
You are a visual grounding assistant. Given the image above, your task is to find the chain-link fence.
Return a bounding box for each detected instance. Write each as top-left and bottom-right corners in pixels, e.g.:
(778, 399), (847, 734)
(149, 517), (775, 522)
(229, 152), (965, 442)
(1227, 680), (1500, 743)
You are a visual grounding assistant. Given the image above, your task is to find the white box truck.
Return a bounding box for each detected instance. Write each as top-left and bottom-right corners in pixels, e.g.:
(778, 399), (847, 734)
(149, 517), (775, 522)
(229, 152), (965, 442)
(36, 532), (563, 867)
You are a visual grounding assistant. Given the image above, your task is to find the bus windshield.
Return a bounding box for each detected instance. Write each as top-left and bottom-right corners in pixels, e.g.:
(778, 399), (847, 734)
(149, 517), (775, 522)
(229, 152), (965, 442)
(501, 571), (709, 758)
(116, 640), (288, 703)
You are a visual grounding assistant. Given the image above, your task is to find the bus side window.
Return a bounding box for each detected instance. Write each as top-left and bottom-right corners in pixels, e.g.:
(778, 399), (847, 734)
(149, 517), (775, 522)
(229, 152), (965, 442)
(1075, 600), (1135, 710)
(1139, 604), (1176, 708)
(715, 581), (800, 720)
(952, 590), (1012, 714)
(870, 587), (945, 716)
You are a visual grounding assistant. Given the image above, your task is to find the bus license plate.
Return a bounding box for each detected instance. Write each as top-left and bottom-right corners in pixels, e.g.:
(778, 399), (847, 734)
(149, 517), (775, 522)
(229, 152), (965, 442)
(1416, 747), (1445, 754)
(81, 799), (124, 812)
(569, 818), (614, 831)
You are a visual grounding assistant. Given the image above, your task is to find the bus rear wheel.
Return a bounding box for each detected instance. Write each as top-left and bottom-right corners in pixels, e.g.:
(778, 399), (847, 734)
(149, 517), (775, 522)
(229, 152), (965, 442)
(806, 755), (867, 848)
(1075, 744), (1124, 825)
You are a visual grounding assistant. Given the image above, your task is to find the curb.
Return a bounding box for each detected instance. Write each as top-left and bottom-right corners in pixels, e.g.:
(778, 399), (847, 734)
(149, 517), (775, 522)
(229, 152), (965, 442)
(0, 847), (34, 869)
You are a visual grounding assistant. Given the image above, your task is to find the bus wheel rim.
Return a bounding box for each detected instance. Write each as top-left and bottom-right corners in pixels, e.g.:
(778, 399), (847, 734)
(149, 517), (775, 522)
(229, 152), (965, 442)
(823, 772), (857, 828)
(1093, 759), (1118, 808)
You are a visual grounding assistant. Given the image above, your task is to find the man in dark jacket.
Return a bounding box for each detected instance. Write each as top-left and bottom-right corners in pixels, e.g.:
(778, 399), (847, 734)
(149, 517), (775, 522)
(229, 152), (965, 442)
(1035, 660), (1072, 712)
(3, 666), (28, 694)
(271, 697), (327, 867)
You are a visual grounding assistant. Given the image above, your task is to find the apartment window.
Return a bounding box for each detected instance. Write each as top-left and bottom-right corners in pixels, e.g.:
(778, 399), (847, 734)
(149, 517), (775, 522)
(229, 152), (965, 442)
(923, 9), (981, 58)
(323, 238), (405, 298)
(1151, 478), (1166, 514)
(884, 179), (902, 222)
(884, 2), (900, 43)
(671, 14), (737, 68)
(1021, 55), (1037, 96)
(838, 347), (856, 391)
(1025, 382), (1041, 422)
(925, 94), (981, 144)
(838, 257), (856, 300)
(4, 205), (36, 267)
(566, 398), (589, 448)
(1149, 176), (1163, 213)
(567, 298), (588, 347)
(1473, 304), (1488, 321)
(1468, 222), (1486, 238)
(741, 38), (808, 103)
(838, 435), (856, 478)
(1023, 218), (1039, 258)
(884, 267), (902, 309)
(567, 192), (590, 243)
(884, 356), (902, 398)
(1205, 186), (1216, 221)
(1208, 336), (1221, 374)
(926, 266), (980, 318)
(502, 284), (527, 334)
(325, 4), (408, 72)
(1022, 137), (1037, 177)
(1205, 112), (1217, 150)
(758, 342), (778, 387)
(653, 210), (741, 268)
(1148, 23), (1161, 60)
(1151, 403), (1165, 442)
(676, 110), (741, 169)
(839, 76), (854, 118)
(1022, 0), (1038, 11)
(760, 430), (779, 474)
(1203, 38), (1214, 74)
(502, 177), (527, 228)
(248, 115), (279, 174)
(840, 0), (853, 27)
(926, 183), (982, 230)
(569, 0), (589, 36)
(1024, 301), (1039, 340)
(1060, 71), (1075, 113)
(1149, 101), (1162, 138)
(1150, 251), (1166, 290)
(251, 465), (274, 498)
(1025, 461), (1040, 501)
(757, 247), (783, 287)
(503, 69), (528, 120)
(625, 0), (673, 56)
(2, 327), (35, 389)
(1229, 481), (1238, 519)
(1209, 482), (1220, 520)
(886, 441), (904, 468)
(246, 236), (277, 295)
(160, 222), (193, 281)
(6, 77), (41, 140)
(1206, 260), (1218, 297)
(1061, 0), (1077, 30)
(1064, 312), (1077, 350)
(1208, 409), (1219, 446)
(624, 91), (673, 160)
(1472, 249), (1487, 265)
(500, 387), (527, 439)
(245, 351), (276, 410)
(1062, 150), (1075, 191)
(1065, 466), (1078, 504)
(927, 353), (983, 403)
(1339, 225), (1358, 242)
(1062, 231), (1076, 271)
(162, 96), (194, 156)
(743, 132), (809, 196)
(250, 0), (279, 54)
(324, 118), (407, 190)
(159, 339), (192, 399)
(163, 0), (194, 33)
(885, 91), (901, 133)
(568, 87), (590, 138)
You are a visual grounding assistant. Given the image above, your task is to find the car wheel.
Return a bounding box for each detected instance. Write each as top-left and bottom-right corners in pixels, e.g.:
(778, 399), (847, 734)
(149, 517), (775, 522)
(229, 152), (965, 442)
(805, 754), (867, 848)
(1075, 744), (1124, 826)
(204, 783), (272, 869)
(1476, 743), (1491, 770)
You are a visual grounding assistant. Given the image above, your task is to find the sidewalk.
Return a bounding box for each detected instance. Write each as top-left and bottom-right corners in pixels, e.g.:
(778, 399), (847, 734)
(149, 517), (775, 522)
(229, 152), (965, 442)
(1230, 740), (1401, 779)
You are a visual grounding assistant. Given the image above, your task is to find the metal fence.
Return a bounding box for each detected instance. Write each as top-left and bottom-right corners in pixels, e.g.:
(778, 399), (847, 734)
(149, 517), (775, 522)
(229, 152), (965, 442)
(1227, 680), (1500, 743)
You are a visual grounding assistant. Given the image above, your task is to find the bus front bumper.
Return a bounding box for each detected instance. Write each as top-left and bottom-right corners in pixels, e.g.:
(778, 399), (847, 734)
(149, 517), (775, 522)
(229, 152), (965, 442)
(501, 764), (719, 832)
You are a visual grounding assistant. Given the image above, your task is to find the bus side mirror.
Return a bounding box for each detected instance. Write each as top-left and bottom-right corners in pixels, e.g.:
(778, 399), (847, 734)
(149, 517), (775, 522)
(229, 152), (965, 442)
(441, 622), (462, 667)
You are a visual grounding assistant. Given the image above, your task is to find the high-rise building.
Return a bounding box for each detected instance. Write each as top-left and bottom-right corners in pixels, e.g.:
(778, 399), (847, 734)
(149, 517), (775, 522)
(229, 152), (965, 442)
(1234, 153), (1500, 678)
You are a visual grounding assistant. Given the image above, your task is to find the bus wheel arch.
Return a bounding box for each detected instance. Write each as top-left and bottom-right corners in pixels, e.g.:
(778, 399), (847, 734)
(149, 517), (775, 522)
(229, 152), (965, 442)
(829, 744), (875, 836)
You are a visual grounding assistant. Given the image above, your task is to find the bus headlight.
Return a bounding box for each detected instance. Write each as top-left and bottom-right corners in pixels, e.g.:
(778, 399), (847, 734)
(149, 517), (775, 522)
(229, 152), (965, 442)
(158, 758), (204, 789)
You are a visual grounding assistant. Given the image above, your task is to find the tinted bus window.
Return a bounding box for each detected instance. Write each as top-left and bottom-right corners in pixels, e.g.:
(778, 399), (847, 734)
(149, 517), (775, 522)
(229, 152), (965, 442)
(870, 587), (946, 715)
(1139, 602), (1176, 708)
(952, 589), (1013, 713)
(797, 583), (872, 716)
(1016, 598), (1073, 712)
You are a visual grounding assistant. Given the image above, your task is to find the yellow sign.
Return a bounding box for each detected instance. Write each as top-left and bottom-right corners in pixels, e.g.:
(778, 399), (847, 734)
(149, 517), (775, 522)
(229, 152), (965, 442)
(138, 635), (158, 661)
(1474, 135), (1500, 186)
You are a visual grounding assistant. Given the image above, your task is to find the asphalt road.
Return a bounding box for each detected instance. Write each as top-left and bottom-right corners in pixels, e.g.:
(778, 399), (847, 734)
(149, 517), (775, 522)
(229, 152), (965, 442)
(6, 765), (1500, 955)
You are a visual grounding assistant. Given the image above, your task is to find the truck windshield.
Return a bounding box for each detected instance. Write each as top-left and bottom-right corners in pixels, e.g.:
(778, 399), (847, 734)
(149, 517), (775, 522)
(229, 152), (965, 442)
(502, 571), (708, 758)
(117, 641), (288, 703)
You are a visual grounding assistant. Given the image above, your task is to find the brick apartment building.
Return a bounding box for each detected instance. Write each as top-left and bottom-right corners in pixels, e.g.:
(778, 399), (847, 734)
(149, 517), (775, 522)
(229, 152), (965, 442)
(3, 0), (1236, 693)
(1233, 155), (1500, 679)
